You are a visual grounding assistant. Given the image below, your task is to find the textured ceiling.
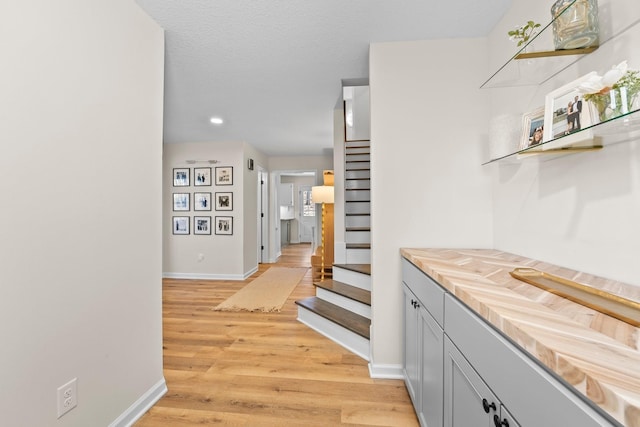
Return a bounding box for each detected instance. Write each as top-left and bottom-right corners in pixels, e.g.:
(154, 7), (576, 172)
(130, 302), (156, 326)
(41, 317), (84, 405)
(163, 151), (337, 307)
(134, 0), (512, 156)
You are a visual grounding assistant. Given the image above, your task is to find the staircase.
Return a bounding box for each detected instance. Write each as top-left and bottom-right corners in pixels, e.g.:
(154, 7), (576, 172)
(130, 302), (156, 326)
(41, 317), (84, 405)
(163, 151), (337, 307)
(296, 140), (372, 360)
(344, 141), (371, 263)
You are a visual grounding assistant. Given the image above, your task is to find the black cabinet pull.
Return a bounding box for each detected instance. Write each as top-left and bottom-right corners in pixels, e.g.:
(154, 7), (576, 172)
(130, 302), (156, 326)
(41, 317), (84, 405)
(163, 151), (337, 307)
(482, 398), (496, 413)
(493, 414), (509, 427)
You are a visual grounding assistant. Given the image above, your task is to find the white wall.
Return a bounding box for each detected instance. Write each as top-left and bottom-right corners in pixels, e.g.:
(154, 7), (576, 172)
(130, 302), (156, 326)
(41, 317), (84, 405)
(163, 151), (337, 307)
(163, 141), (267, 279)
(488, 0), (640, 287)
(0, 1), (165, 425)
(369, 39), (494, 372)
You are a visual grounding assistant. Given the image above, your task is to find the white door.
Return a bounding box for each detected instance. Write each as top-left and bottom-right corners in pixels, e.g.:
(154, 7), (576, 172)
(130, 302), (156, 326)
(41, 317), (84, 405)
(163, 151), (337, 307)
(299, 185), (315, 243)
(258, 169), (268, 263)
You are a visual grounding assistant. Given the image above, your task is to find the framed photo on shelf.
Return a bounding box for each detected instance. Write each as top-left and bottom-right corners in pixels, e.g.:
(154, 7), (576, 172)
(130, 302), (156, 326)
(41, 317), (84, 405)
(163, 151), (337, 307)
(215, 166), (233, 185)
(173, 168), (189, 187)
(172, 193), (190, 211)
(519, 106), (545, 150)
(215, 216), (233, 235)
(194, 192), (212, 211)
(194, 167), (212, 186)
(193, 216), (212, 235)
(543, 72), (596, 143)
(215, 192), (233, 211)
(172, 216), (190, 235)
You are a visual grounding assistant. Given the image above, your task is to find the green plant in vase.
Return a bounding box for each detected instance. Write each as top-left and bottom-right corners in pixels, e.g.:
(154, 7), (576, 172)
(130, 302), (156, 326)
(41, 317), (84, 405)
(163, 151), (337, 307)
(508, 21), (541, 47)
(578, 61), (640, 122)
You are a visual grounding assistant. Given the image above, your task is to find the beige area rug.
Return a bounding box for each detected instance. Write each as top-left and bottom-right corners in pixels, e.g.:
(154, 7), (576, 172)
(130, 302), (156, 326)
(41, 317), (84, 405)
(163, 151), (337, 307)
(212, 267), (308, 312)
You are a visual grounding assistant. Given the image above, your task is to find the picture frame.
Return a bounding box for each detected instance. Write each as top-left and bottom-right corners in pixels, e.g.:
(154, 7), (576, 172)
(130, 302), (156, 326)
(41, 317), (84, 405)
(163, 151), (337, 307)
(193, 216), (212, 235)
(215, 166), (233, 186)
(172, 193), (190, 211)
(215, 216), (233, 235)
(543, 72), (597, 144)
(519, 106), (545, 150)
(194, 192), (212, 211)
(172, 216), (190, 235)
(194, 167), (212, 186)
(215, 192), (233, 211)
(173, 168), (190, 187)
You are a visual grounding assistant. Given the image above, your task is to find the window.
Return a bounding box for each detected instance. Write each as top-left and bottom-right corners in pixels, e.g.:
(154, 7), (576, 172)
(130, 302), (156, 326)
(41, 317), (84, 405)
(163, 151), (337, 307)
(302, 189), (315, 217)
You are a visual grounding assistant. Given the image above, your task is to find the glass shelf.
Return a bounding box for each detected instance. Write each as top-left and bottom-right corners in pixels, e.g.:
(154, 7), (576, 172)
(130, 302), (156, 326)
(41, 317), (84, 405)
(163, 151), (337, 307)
(481, 0), (640, 89)
(483, 108), (640, 165)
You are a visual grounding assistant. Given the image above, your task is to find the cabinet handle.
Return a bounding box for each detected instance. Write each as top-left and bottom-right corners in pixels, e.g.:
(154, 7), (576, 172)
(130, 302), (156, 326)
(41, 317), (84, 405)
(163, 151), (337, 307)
(493, 415), (509, 427)
(482, 398), (496, 413)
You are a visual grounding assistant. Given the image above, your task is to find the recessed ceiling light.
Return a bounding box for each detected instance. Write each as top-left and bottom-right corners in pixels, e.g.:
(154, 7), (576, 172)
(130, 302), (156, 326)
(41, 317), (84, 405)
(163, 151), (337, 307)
(209, 117), (224, 125)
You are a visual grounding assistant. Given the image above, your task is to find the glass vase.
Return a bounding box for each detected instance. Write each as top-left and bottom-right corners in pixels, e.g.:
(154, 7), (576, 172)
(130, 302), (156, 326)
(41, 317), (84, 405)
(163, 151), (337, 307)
(588, 87), (639, 123)
(551, 0), (599, 50)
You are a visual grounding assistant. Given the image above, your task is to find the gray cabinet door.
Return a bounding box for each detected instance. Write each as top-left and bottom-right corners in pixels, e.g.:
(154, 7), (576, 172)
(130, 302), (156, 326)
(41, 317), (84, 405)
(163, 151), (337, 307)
(496, 404), (521, 427)
(419, 304), (444, 427)
(403, 285), (420, 407)
(444, 336), (496, 427)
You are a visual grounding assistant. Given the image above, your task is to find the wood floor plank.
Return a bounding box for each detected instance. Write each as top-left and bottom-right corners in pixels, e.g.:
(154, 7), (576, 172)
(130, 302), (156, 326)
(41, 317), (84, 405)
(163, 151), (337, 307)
(135, 243), (418, 426)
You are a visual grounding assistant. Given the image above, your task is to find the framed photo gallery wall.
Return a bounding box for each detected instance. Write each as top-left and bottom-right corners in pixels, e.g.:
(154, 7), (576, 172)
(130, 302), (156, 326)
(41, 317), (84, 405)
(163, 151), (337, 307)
(171, 166), (234, 235)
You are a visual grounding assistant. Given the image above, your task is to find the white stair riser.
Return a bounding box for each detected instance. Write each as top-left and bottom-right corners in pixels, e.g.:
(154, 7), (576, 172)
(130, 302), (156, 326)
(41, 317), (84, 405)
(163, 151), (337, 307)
(345, 141), (370, 149)
(297, 308), (369, 361)
(345, 190), (370, 201)
(345, 170), (370, 180)
(346, 231), (371, 244)
(316, 288), (371, 319)
(346, 249), (371, 265)
(333, 267), (371, 290)
(345, 154), (370, 162)
(345, 201), (370, 214)
(346, 161), (370, 170)
(346, 215), (370, 228)
(345, 180), (370, 190)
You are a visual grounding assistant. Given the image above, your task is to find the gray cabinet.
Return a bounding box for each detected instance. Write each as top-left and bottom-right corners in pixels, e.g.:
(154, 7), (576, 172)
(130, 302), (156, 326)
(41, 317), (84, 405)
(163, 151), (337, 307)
(402, 257), (617, 427)
(402, 260), (444, 427)
(444, 336), (518, 427)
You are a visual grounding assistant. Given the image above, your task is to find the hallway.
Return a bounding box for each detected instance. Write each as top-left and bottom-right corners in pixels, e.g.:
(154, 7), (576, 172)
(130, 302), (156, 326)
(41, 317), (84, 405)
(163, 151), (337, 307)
(135, 243), (417, 426)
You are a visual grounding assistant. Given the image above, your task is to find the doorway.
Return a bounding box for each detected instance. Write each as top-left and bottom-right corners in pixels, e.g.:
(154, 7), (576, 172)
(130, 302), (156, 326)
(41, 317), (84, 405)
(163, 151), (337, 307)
(299, 185), (315, 243)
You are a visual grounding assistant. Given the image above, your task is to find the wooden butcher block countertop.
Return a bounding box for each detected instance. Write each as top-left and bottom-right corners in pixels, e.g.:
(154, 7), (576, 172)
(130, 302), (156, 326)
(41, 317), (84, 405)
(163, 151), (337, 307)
(400, 248), (640, 427)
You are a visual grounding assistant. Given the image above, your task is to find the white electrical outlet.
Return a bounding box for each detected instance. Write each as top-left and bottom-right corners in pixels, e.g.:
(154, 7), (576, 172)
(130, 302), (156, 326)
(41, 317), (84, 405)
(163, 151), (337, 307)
(57, 378), (77, 418)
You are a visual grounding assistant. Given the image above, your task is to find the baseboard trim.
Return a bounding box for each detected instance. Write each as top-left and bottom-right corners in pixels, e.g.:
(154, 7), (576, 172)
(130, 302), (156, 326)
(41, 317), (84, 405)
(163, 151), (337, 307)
(162, 269), (257, 281)
(109, 377), (167, 427)
(368, 362), (404, 379)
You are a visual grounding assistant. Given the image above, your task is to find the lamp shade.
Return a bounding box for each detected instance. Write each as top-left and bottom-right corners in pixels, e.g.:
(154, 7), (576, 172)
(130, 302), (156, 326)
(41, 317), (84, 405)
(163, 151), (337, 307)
(311, 185), (334, 204)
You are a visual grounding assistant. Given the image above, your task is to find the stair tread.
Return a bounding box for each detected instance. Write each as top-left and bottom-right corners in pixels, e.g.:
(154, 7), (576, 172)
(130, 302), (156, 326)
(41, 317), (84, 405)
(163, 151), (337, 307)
(346, 178), (370, 181)
(314, 279), (371, 305)
(333, 264), (371, 275)
(345, 213), (370, 216)
(346, 227), (370, 232)
(346, 243), (371, 249)
(295, 297), (370, 339)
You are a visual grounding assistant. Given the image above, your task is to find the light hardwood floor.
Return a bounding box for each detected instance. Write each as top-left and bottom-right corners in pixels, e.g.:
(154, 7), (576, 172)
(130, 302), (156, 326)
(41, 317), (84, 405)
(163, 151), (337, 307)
(135, 244), (418, 426)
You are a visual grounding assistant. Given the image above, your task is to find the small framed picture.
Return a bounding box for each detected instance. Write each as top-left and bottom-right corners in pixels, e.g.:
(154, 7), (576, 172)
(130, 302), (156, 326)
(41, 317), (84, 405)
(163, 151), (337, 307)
(172, 216), (190, 235)
(215, 166), (233, 186)
(215, 216), (233, 235)
(194, 167), (212, 186)
(173, 168), (190, 187)
(194, 192), (212, 211)
(519, 106), (545, 150)
(215, 192), (233, 211)
(173, 193), (190, 211)
(194, 216), (212, 235)
(544, 72), (596, 143)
